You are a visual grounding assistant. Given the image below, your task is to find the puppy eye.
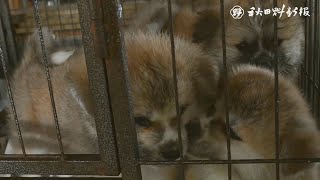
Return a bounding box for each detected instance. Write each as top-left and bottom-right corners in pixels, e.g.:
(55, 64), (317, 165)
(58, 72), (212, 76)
(278, 39), (283, 46)
(180, 105), (188, 115)
(228, 127), (242, 141)
(135, 116), (152, 127)
(236, 41), (248, 51)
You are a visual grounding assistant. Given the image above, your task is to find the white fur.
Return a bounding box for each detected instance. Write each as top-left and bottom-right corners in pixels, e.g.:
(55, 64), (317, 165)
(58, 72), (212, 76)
(50, 50), (74, 65)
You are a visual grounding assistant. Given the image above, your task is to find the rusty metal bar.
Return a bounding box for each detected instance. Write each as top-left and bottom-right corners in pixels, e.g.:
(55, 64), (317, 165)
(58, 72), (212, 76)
(0, 161), (110, 175)
(33, 0), (65, 158)
(77, 0), (120, 175)
(102, 0), (142, 179)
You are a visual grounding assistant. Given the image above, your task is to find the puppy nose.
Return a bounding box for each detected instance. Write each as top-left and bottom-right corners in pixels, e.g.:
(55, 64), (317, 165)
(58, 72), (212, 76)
(161, 149), (180, 160)
(160, 141), (180, 160)
(252, 52), (274, 69)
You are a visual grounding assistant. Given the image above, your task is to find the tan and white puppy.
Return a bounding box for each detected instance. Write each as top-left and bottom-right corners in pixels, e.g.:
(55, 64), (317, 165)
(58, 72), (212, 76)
(192, 0), (305, 80)
(4, 28), (220, 179)
(131, 0), (305, 80)
(186, 65), (320, 180)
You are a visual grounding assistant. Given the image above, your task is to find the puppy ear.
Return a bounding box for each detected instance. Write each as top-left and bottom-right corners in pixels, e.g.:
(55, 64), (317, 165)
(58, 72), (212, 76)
(23, 27), (74, 66)
(22, 27), (55, 65)
(192, 10), (220, 46)
(280, 131), (320, 176)
(193, 55), (220, 105)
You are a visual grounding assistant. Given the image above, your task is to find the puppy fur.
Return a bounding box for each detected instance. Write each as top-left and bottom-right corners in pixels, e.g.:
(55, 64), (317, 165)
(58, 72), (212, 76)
(5, 29), (220, 179)
(5, 28), (97, 154)
(192, 0), (305, 80)
(127, 1), (198, 41)
(187, 65), (320, 180)
(132, 0), (305, 80)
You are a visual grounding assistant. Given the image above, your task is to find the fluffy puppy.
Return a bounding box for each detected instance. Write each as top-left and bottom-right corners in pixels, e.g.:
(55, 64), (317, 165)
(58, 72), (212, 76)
(123, 30), (219, 160)
(5, 28), (220, 179)
(4, 28), (97, 154)
(192, 0), (305, 80)
(186, 65), (320, 180)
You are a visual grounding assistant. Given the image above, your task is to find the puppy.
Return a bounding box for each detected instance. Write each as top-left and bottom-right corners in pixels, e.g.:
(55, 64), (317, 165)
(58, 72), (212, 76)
(186, 65), (320, 180)
(132, 0), (305, 80)
(114, 31), (220, 179)
(127, 1), (198, 41)
(5, 28), (220, 179)
(4, 28), (97, 154)
(192, 0), (305, 80)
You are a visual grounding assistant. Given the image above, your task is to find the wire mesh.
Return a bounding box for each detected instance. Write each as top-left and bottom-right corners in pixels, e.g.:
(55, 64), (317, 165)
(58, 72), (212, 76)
(0, 0), (319, 179)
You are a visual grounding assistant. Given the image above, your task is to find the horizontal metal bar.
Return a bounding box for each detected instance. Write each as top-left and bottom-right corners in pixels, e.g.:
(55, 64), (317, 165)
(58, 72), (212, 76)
(6, 177), (121, 180)
(139, 158), (320, 165)
(0, 154), (100, 161)
(0, 161), (113, 175)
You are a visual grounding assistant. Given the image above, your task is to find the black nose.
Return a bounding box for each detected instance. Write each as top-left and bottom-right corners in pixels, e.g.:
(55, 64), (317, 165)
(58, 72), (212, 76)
(160, 142), (180, 160)
(161, 149), (180, 160)
(251, 52), (274, 69)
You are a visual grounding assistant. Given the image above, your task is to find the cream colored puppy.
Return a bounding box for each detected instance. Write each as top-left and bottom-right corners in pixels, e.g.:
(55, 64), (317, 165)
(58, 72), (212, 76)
(186, 65), (320, 180)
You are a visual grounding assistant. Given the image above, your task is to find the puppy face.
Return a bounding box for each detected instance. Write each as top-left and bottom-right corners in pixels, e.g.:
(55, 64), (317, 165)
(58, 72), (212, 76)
(188, 65), (320, 179)
(124, 31), (219, 161)
(193, 0), (305, 80)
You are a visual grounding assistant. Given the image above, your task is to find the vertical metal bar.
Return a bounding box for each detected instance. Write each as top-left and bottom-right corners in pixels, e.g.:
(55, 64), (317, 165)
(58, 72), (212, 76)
(316, 0), (320, 122)
(44, 1), (51, 29)
(308, 0), (314, 110)
(33, 0), (65, 159)
(77, 0), (120, 175)
(103, 0), (142, 179)
(0, 38), (26, 156)
(68, 0), (76, 45)
(273, 0), (280, 180)
(303, 0), (310, 102)
(313, 0), (318, 119)
(219, 0), (231, 180)
(167, 0), (185, 179)
(56, 0), (64, 41)
(0, 0), (19, 68)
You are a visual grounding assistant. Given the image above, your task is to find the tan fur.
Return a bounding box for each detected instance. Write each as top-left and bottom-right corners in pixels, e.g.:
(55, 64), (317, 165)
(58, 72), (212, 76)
(192, 0), (305, 80)
(5, 30), (97, 154)
(5, 29), (220, 179)
(127, 1), (200, 41)
(187, 65), (320, 180)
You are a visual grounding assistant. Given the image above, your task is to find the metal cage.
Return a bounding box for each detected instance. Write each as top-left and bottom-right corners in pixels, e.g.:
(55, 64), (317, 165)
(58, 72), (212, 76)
(0, 0), (319, 179)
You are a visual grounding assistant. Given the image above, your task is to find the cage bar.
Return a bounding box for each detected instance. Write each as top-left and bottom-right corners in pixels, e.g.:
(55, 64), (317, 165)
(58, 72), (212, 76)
(77, 0), (120, 176)
(101, 0), (142, 179)
(33, 0), (65, 158)
(218, 0), (232, 179)
(272, 0), (280, 178)
(0, 38), (26, 157)
(0, 0), (18, 68)
(166, 0), (186, 179)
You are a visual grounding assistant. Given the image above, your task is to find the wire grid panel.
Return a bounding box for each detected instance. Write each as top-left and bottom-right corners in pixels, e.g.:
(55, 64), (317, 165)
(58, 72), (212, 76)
(0, 0), (127, 177)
